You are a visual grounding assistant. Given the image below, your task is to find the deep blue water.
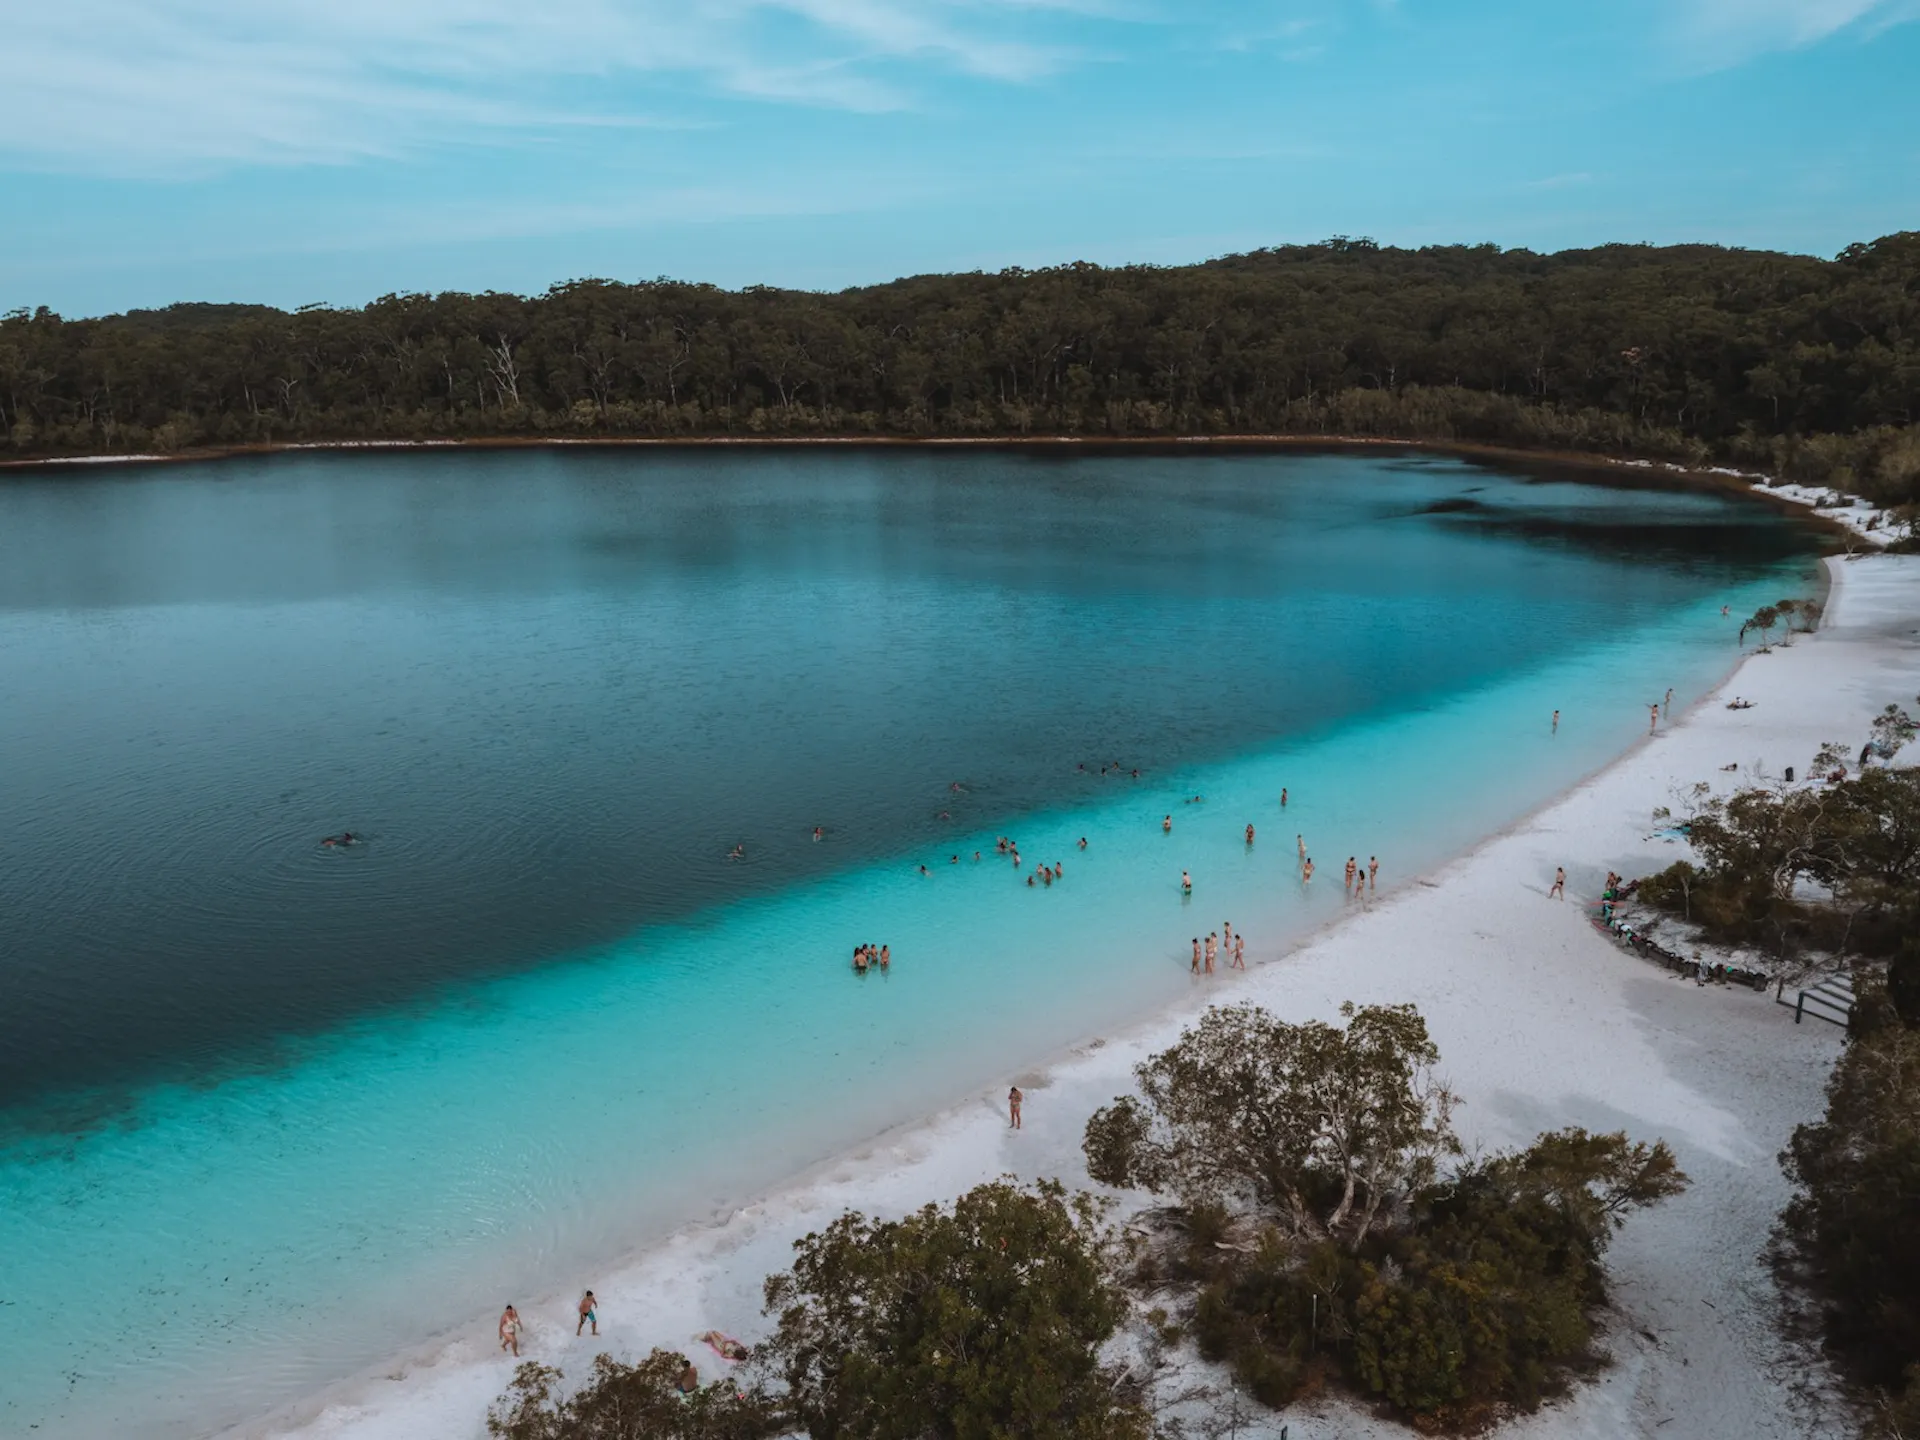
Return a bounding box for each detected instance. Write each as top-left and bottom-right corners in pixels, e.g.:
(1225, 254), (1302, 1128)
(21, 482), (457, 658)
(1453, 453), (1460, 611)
(0, 447), (1817, 1435)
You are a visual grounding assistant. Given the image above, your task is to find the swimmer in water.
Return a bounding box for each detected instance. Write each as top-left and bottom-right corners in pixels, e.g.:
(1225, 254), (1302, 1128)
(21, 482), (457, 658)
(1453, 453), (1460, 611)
(1552, 709), (1559, 732)
(1163, 815), (1173, 833)
(1245, 823), (1255, 846)
(919, 864), (929, 876)
(950, 854), (958, 864)
(973, 850), (982, 861)
(813, 826), (824, 841)
(1181, 869), (1192, 895)
(1280, 788), (1287, 807)
(1026, 873), (1036, 887)
(1077, 836), (1087, 849)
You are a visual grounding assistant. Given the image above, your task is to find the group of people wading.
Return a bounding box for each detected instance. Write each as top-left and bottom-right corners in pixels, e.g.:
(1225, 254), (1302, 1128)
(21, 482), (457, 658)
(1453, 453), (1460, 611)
(852, 942), (890, 974)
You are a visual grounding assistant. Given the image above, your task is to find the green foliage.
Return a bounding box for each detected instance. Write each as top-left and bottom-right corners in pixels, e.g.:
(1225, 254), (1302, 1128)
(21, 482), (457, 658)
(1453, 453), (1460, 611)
(5, 235), (1920, 507)
(759, 1179), (1150, 1440)
(1782, 1001), (1920, 1426)
(1191, 1130), (1688, 1429)
(1084, 1002), (1458, 1247)
(1636, 768), (1920, 959)
(485, 1351), (778, 1440)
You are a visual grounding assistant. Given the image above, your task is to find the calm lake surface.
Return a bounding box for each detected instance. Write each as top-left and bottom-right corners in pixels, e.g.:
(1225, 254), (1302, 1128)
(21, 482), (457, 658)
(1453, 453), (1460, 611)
(0, 447), (1817, 1435)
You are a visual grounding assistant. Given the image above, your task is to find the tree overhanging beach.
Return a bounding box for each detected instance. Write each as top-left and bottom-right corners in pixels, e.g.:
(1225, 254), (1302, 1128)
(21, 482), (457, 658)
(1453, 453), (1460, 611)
(5, 235), (1919, 518)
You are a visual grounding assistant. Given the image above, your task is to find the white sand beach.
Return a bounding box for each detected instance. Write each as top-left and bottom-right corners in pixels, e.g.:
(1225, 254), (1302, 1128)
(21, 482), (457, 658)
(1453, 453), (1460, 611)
(257, 550), (1920, 1440)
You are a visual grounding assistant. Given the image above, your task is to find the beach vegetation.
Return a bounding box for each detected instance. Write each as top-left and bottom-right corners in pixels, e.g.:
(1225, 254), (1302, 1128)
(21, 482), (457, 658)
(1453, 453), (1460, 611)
(758, 1178), (1152, 1440)
(6, 235), (1920, 516)
(1083, 1001), (1459, 1249)
(1085, 1004), (1688, 1428)
(486, 1351), (780, 1440)
(1781, 979), (1920, 1434)
(1635, 766), (1920, 966)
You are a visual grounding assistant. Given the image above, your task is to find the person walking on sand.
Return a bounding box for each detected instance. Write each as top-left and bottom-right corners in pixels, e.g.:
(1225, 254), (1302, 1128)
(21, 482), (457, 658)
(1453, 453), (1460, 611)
(1008, 1085), (1023, 1129)
(577, 1291), (598, 1337)
(500, 1304), (523, 1356)
(1231, 933), (1245, 969)
(1368, 855), (1378, 890)
(1550, 866), (1566, 900)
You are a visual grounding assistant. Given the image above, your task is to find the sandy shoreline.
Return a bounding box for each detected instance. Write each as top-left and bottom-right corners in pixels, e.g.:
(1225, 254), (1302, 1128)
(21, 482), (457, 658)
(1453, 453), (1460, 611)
(242, 553), (1920, 1440)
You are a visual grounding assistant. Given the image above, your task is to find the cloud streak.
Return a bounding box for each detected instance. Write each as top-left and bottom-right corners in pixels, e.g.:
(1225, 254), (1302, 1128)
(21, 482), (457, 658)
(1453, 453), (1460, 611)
(0, 0), (1085, 174)
(1665, 0), (1917, 70)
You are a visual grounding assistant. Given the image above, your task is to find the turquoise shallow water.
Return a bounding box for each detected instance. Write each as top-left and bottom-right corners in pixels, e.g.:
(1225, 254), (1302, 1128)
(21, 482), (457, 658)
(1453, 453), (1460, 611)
(0, 448), (1816, 1434)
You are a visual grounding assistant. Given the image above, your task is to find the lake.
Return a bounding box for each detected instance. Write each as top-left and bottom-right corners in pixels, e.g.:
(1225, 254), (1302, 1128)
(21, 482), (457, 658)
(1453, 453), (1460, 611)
(0, 446), (1817, 1435)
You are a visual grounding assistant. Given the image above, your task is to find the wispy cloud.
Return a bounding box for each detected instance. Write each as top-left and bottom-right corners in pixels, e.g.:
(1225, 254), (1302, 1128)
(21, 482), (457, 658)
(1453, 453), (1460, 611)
(0, 0), (1087, 174)
(1665, 0), (1919, 70)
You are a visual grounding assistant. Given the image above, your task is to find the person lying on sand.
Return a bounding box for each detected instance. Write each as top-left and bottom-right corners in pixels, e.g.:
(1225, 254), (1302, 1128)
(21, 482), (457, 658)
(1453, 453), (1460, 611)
(699, 1330), (750, 1361)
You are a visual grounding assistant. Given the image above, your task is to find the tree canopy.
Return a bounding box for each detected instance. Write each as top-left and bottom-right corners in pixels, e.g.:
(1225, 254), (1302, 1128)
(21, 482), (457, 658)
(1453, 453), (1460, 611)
(5, 234), (1920, 506)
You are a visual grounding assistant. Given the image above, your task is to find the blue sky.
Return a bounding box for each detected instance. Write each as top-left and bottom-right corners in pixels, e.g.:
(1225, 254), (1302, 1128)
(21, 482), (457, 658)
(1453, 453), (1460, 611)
(3, 0), (1917, 316)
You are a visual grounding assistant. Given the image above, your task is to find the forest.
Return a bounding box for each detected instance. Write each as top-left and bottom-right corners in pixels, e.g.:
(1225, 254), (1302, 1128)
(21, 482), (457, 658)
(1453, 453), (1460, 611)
(3, 233), (1918, 506)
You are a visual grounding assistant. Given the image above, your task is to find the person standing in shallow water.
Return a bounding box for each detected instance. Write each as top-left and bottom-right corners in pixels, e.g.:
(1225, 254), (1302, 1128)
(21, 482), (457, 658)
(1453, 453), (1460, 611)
(1552, 709), (1559, 733)
(1181, 869), (1192, 895)
(1368, 856), (1378, 890)
(1280, 788), (1288, 807)
(1649, 703), (1659, 734)
(1008, 1086), (1023, 1129)
(1191, 938), (1202, 973)
(1231, 933), (1245, 970)
(1245, 823), (1255, 846)
(1302, 857), (1314, 884)
(1163, 814), (1173, 833)
(1664, 686), (1674, 719)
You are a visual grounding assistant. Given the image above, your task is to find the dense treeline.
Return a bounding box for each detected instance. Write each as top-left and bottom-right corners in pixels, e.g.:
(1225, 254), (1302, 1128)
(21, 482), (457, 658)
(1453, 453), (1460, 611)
(4, 235), (1919, 503)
